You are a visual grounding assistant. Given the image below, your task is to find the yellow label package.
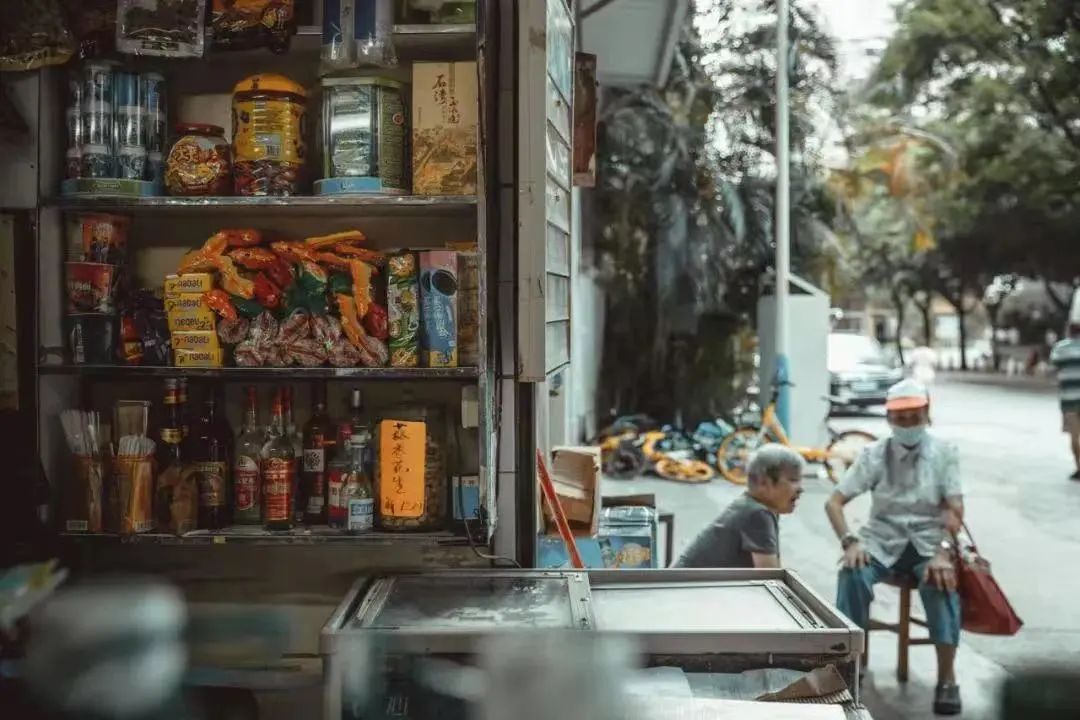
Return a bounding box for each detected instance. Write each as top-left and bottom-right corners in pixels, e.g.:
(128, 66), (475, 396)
(174, 348), (223, 368)
(164, 273), (213, 296)
(170, 331), (220, 352)
(167, 311), (216, 334)
(164, 293), (209, 314)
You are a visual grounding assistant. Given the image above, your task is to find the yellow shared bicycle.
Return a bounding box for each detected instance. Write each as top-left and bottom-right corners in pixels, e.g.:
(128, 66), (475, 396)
(716, 384), (876, 485)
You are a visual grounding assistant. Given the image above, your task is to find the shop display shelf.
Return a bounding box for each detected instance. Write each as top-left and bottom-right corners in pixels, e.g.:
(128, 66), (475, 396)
(201, 24), (475, 63)
(60, 526), (469, 546)
(38, 364), (481, 381)
(46, 194), (478, 217)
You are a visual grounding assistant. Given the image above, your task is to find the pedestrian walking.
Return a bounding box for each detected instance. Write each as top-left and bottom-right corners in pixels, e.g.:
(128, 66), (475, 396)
(1049, 321), (1080, 480)
(675, 444), (803, 569)
(824, 379), (964, 716)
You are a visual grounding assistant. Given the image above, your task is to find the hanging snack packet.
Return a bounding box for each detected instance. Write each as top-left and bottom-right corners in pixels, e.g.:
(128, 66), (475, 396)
(0, 0), (74, 71)
(117, 0), (206, 58)
(321, 0), (396, 74)
(211, 0), (296, 54)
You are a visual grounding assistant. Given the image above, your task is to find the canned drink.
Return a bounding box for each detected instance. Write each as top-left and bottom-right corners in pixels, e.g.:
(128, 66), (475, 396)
(141, 72), (167, 152)
(68, 71), (83, 108)
(146, 151), (165, 186)
(82, 60), (119, 107)
(80, 143), (113, 178)
(66, 106), (83, 149)
(116, 145), (147, 180)
(82, 101), (113, 147)
(65, 147), (83, 180)
(113, 72), (140, 108)
(116, 105), (146, 147)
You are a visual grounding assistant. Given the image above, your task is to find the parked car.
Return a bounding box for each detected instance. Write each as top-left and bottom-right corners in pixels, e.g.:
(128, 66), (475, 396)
(827, 333), (903, 409)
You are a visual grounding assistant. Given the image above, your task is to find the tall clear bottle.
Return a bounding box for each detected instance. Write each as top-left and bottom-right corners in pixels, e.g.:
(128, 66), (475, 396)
(344, 435), (374, 534)
(261, 389), (295, 531)
(233, 386), (263, 524)
(327, 422), (353, 529)
(282, 385), (303, 522)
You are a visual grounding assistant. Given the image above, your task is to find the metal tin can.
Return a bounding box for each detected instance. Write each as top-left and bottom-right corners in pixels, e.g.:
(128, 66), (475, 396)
(141, 72), (167, 152)
(82, 60), (119, 107)
(115, 104), (146, 147)
(68, 70), (83, 108)
(82, 101), (113, 147)
(66, 106), (83, 149)
(113, 72), (140, 108)
(319, 76), (407, 194)
(146, 151), (165, 187)
(80, 143), (113, 178)
(116, 145), (147, 180)
(66, 313), (117, 365)
(65, 147), (83, 180)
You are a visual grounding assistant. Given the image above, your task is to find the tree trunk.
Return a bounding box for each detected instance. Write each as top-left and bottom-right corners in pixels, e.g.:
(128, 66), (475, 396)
(914, 298), (933, 346)
(892, 288), (907, 367)
(957, 300), (969, 371)
(987, 306), (1001, 371)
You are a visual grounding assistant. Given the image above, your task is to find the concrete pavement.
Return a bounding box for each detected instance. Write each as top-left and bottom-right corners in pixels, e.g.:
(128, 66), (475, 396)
(603, 377), (1080, 719)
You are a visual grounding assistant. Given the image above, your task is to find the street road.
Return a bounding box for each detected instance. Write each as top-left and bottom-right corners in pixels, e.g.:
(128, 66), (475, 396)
(603, 375), (1080, 720)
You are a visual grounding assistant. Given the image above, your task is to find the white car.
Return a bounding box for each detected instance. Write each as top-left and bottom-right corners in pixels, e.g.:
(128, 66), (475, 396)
(828, 333), (904, 409)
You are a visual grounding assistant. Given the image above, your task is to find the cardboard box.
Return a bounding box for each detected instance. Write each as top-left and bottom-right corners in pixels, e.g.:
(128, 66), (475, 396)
(170, 330), (220, 352)
(164, 273), (213, 296)
(412, 62), (478, 195)
(536, 495), (658, 570)
(174, 348), (223, 368)
(542, 446), (601, 537)
(419, 250), (458, 368)
(456, 250), (480, 366)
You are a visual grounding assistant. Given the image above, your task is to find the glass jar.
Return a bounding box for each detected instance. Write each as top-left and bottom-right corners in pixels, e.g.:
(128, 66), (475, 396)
(375, 402), (447, 532)
(165, 123), (232, 196)
(232, 73), (307, 196)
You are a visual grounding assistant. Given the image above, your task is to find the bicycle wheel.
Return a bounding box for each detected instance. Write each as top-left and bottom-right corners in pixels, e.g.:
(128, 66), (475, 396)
(824, 430), (877, 483)
(716, 428), (769, 485)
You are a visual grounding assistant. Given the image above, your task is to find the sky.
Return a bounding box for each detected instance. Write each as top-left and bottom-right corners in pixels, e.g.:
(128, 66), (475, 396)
(808, 0), (898, 81)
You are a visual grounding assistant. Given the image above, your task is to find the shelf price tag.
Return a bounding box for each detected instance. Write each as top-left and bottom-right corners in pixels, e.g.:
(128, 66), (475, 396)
(378, 420), (426, 519)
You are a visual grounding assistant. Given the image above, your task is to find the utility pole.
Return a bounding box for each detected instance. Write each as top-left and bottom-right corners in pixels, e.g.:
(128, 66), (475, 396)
(775, 0), (792, 432)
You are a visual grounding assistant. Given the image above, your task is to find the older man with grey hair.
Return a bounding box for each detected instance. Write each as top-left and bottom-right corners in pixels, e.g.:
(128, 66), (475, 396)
(675, 444), (804, 568)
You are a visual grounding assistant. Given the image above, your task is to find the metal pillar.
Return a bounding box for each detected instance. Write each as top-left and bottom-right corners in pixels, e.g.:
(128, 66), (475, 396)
(775, 0), (792, 432)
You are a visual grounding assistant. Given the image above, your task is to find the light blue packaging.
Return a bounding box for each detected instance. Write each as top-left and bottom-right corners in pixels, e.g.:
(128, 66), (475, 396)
(535, 505), (658, 570)
(419, 250), (458, 367)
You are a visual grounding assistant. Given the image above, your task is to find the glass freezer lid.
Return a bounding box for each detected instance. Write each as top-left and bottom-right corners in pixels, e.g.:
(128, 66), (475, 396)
(350, 573), (588, 631)
(590, 581), (826, 633)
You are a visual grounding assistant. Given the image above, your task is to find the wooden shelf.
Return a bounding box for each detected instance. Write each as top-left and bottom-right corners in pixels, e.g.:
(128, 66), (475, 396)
(61, 526), (470, 546)
(38, 364), (480, 381)
(46, 194), (478, 218)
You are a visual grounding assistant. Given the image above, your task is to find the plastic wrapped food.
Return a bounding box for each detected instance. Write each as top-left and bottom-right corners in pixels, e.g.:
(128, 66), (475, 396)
(203, 289), (238, 321)
(250, 311), (279, 343)
(387, 253), (419, 367)
(284, 337), (325, 367)
(0, 0), (74, 72)
(228, 246), (277, 270)
(364, 303), (389, 340)
(358, 334), (389, 367)
(321, 0), (395, 73)
(71, 0), (118, 59)
(211, 0), (295, 53)
(278, 309), (311, 343)
(117, 0), (206, 58)
(329, 337), (362, 367)
(217, 315), (250, 344)
(233, 340), (261, 366)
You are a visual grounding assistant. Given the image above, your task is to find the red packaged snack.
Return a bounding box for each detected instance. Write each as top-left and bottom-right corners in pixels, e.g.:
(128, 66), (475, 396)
(203, 289), (239, 321)
(228, 246), (277, 270)
(252, 273), (283, 309)
(363, 304), (389, 340)
(66, 261), (117, 313)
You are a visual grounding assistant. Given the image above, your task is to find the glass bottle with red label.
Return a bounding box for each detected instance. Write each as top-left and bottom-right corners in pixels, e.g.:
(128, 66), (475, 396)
(327, 421), (352, 529)
(232, 385), (263, 524)
(301, 382), (331, 525)
(262, 389), (295, 531)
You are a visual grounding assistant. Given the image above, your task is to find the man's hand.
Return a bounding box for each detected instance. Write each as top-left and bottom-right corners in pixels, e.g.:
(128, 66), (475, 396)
(842, 541), (870, 569)
(941, 506), (962, 535)
(923, 550), (957, 592)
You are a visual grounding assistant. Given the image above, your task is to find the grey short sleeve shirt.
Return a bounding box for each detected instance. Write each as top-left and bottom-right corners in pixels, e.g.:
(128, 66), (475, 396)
(837, 434), (962, 566)
(675, 494), (779, 568)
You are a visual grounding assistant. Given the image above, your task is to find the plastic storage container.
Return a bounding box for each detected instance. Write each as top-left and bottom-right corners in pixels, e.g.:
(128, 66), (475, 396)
(232, 73), (307, 196)
(165, 123), (232, 196)
(375, 401), (447, 532)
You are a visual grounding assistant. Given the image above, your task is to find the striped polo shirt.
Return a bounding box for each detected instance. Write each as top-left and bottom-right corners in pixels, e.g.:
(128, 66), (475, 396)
(1051, 338), (1080, 411)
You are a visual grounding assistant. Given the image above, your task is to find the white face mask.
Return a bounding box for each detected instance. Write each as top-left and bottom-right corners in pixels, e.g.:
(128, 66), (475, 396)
(890, 423), (928, 446)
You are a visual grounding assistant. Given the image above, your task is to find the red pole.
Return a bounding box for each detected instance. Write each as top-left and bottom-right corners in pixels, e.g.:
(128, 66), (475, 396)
(536, 449), (585, 569)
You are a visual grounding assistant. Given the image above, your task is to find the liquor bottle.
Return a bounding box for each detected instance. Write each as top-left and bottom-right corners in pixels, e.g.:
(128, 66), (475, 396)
(327, 422), (353, 529)
(232, 386), (263, 524)
(301, 383), (331, 525)
(282, 385), (302, 522)
(348, 387), (372, 473)
(262, 389), (295, 530)
(344, 435), (374, 534)
(189, 385), (230, 530)
(155, 378), (191, 533)
(177, 377), (190, 439)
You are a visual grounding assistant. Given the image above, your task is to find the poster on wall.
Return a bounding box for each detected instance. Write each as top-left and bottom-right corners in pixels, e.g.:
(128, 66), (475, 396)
(573, 52), (597, 187)
(0, 214), (16, 410)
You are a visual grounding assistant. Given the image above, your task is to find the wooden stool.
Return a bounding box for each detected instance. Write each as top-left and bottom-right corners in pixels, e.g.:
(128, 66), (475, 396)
(867, 577), (934, 682)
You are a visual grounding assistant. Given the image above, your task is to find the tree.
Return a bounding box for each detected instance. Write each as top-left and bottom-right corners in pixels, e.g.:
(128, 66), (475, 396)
(593, 0), (838, 423)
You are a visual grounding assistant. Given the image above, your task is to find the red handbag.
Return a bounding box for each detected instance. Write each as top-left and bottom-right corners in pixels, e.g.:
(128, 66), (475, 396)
(956, 524), (1023, 635)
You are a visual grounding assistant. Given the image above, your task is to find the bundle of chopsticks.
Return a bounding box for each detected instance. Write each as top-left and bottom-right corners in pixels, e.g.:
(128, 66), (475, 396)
(117, 435), (155, 458)
(60, 410), (103, 458)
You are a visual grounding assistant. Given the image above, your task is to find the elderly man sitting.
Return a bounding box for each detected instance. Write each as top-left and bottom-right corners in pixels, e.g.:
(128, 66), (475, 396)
(825, 379), (964, 716)
(676, 444), (804, 569)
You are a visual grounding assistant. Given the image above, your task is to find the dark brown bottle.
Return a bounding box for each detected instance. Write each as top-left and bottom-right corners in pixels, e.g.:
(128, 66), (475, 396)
(301, 383), (331, 525)
(189, 386), (230, 529)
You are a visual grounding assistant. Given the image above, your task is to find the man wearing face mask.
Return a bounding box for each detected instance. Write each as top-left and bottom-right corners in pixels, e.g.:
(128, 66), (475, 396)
(825, 379), (964, 716)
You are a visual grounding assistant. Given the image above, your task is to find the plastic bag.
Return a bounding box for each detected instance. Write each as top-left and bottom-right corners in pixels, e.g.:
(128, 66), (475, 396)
(0, 0), (74, 71)
(321, 0), (396, 74)
(117, 0), (206, 58)
(211, 0), (296, 53)
(71, 0), (118, 59)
